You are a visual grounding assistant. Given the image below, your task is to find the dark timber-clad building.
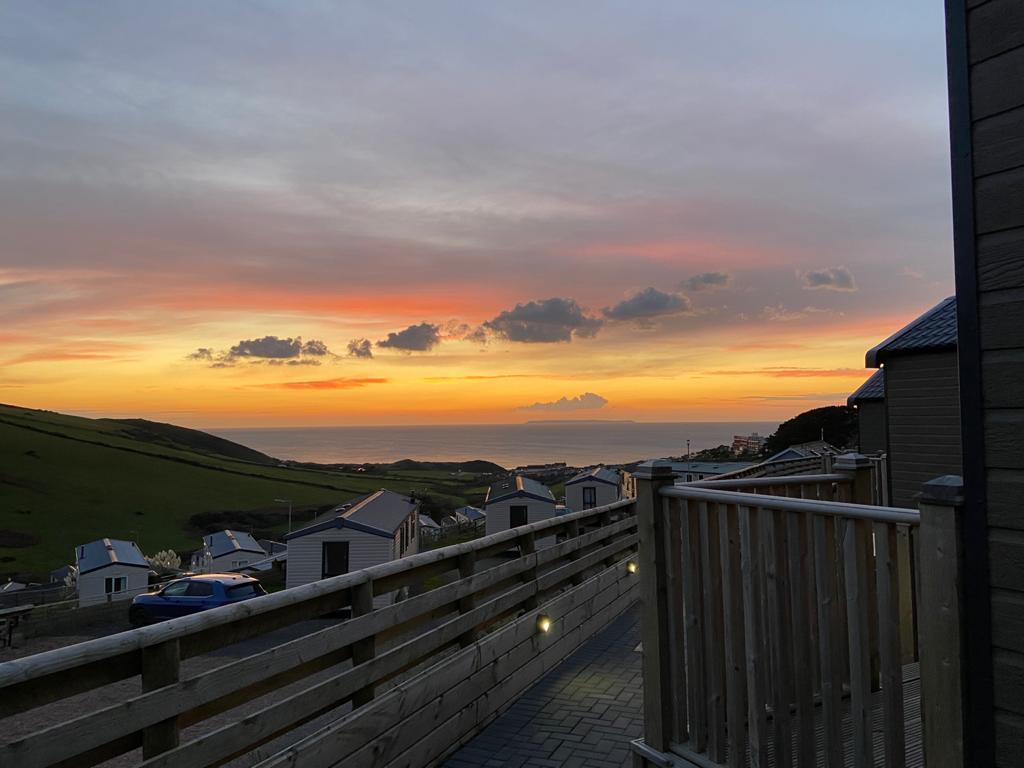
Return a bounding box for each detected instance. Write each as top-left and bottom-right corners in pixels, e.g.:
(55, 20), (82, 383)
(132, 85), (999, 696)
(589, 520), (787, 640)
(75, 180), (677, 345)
(864, 296), (962, 509)
(847, 368), (887, 454)
(946, 1), (1024, 764)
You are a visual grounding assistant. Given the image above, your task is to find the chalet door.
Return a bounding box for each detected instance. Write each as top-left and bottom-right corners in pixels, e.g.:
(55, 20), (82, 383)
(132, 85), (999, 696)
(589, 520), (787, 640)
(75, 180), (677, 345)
(510, 505), (528, 528)
(322, 541), (349, 579)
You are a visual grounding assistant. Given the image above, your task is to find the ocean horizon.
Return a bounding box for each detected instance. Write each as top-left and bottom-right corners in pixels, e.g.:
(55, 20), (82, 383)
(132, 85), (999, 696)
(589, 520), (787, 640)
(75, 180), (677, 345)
(213, 421), (779, 468)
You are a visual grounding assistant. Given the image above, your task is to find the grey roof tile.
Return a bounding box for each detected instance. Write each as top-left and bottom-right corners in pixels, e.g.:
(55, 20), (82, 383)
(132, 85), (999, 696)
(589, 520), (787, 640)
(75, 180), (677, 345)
(866, 296), (956, 366)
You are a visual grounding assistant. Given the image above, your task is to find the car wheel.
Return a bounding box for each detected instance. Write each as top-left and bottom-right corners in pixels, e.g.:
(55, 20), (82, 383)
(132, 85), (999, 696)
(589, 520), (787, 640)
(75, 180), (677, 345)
(129, 606), (147, 627)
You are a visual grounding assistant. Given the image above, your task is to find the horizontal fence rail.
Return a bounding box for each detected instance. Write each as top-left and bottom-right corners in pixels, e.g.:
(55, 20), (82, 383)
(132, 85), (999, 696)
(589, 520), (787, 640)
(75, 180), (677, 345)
(638, 456), (921, 768)
(0, 499), (639, 768)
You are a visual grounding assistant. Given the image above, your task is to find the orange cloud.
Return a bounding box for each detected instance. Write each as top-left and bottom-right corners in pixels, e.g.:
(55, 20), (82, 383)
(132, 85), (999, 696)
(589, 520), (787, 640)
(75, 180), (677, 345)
(255, 377), (389, 390)
(704, 367), (865, 378)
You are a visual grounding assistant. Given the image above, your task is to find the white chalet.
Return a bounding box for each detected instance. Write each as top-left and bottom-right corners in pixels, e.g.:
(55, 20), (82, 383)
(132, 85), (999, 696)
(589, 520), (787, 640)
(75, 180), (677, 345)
(192, 530), (266, 573)
(484, 476), (556, 547)
(75, 538), (151, 607)
(284, 490), (419, 607)
(564, 467), (621, 512)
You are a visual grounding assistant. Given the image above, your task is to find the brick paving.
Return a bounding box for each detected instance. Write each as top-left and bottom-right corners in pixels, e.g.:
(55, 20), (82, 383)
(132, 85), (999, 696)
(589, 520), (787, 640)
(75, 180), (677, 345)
(442, 606), (642, 768)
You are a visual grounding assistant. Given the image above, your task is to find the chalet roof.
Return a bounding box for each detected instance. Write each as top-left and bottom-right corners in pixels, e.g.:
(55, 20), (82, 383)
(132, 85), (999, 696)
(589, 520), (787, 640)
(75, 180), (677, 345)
(285, 490), (418, 541)
(484, 475), (555, 507)
(203, 530), (265, 559)
(566, 467), (619, 486)
(848, 369), (886, 405)
(455, 506), (486, 522)
(76, 538), (149, 575)
(670, 461), (755, 476)
(763, 441), (841, 464)
(866, 296), (957, 367)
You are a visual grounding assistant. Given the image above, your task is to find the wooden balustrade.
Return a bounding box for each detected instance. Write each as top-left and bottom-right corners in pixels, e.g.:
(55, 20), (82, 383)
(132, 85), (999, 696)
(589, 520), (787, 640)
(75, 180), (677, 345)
(0, 499), (639, 768)
(635, 458), (925, 768)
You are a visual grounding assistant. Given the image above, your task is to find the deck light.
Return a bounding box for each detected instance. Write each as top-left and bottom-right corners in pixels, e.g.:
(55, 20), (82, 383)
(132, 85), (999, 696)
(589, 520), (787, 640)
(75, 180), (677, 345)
(536, 614), (552, 634)
(626, 561), (638, 574)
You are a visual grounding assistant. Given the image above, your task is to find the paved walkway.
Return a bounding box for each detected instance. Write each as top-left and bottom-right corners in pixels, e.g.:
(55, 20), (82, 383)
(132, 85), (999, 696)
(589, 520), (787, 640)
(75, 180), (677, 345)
(443, 606), (643, 768)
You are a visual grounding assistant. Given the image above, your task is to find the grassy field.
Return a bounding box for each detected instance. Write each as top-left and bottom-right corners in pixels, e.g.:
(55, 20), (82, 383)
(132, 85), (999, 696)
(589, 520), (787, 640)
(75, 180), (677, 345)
(0, 404), (500, 580)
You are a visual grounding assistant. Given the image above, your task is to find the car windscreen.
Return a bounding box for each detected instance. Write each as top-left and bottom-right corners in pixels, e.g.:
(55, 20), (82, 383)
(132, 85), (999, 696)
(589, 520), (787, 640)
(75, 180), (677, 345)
(226, 582), (266, 599)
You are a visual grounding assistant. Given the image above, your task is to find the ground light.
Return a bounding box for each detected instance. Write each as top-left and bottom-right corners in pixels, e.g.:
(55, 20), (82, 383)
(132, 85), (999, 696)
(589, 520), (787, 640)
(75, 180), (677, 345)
(536, 614), (552, 634)
(626, 561), (638, 574)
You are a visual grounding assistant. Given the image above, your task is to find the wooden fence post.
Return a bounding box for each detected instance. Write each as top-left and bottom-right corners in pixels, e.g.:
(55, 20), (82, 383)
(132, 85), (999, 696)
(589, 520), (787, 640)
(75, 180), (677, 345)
(457, 551), (479, 647)
(917, 475), (966, 768)
(351, 578), (376, 707)
(635, 459), (677, 753)
(520, 531), (539, 611)
(141, 639), (180, 758)
(836, 451), (880, 689)
(835, 452), (874, 506)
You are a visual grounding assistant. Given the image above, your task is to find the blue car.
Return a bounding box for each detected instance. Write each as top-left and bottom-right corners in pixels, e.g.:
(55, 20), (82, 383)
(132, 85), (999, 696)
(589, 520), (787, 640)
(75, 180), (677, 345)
(129, 573), (267, 626)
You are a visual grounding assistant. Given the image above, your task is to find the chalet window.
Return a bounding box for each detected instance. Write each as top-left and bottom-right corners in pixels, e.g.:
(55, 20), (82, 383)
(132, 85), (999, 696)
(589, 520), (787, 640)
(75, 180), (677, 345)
(322, 541), (349, 579)
(104, 576), (127, 594)
(510, 505), (528, 528)
(400, 524), (407, 554)
(582, 487), (597, 509)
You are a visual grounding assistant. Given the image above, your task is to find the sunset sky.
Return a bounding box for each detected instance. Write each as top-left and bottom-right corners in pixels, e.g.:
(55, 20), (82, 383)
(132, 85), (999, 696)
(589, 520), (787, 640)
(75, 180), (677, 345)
(0, 2), (954, 427)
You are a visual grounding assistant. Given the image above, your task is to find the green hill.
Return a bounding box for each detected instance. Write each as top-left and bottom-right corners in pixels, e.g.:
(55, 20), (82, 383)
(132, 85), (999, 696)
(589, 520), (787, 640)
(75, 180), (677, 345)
(0, 404), (495, 580)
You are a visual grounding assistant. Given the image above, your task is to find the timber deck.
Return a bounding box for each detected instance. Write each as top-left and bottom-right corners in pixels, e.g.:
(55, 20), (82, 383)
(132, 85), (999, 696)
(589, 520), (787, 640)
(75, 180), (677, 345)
(665, 663), (923, 768)
(443, 605), (923, 768)
(443, 606), (643, 768)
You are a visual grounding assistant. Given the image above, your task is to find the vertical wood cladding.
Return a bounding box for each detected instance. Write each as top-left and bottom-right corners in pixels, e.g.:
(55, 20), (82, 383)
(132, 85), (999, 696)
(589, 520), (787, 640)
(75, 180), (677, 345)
(957, 1), (1024, 762)
(883, 352), (963, 509)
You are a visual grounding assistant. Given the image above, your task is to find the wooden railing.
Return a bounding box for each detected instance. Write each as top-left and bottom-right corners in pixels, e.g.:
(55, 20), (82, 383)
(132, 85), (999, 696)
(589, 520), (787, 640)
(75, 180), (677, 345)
(685, 472), (855, 501)
(633, 455), (936, 768)
(0, 499), (638, 768)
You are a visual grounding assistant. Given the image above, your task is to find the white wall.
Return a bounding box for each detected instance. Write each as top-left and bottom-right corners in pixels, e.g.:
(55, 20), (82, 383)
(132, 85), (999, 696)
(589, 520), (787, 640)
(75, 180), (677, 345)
(211, 552), (263, 572)
(485, 497), (557, 548)
(77, 565), (149, 607)
(286, 527), (395, 608)
(564, 481), (619, 513)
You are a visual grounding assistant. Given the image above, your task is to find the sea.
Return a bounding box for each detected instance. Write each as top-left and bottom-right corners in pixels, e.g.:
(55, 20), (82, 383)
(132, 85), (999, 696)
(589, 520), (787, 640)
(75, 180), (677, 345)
(213, 421), (779, 469)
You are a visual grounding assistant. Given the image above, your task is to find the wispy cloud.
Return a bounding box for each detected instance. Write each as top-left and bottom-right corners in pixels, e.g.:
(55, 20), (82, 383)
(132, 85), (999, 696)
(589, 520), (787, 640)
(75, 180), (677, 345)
(254, 377), (389, 390)
(800, 267), (857, 292)
(681, 272), (731, 291)
(706, 367), (864, 378)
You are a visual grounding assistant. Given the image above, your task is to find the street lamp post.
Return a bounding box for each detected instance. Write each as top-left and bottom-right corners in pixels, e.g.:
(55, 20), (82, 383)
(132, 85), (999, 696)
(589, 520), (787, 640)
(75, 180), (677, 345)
(274, 498), (293, 533)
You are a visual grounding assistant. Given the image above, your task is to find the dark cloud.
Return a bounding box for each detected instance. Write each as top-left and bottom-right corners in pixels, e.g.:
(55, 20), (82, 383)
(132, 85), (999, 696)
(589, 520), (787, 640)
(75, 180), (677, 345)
(229, 336), (303, 359)
(189, 336), (335, 367)
(301, 339), (329, 356)
(801, 266), (857, 292)
(518, 392), (609, 412)
(347, 338), (373, 358)
(376, 322), (441, 352)
(602, 288), (691, 325)
(681, 272), (731, 291)
(484, 298), (602, 343)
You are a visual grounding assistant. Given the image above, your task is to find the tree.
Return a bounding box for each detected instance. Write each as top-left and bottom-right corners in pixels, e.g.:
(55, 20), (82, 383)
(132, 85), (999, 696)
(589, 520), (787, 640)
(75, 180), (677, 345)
(146, 549), (182, 573)
(762, 405), (857, 457)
